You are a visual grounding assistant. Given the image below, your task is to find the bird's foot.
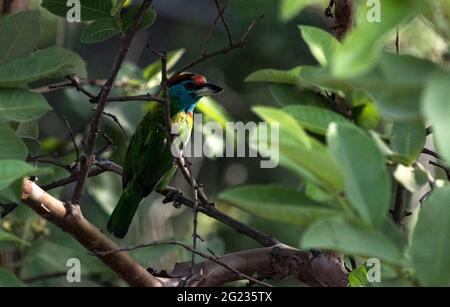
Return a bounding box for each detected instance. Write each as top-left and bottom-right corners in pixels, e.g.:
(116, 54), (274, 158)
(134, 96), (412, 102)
(162, 189), (183, 209)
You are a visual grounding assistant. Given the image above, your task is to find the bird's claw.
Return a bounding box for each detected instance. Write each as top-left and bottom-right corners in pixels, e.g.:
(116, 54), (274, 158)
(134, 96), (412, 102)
(162, 189), (183, 209)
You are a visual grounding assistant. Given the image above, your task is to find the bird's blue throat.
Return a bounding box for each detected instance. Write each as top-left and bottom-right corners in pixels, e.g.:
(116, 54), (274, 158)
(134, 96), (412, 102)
(169, 81), (201, 114)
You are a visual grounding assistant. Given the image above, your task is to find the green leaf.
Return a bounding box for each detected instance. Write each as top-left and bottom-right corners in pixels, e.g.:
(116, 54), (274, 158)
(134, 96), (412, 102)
(16, 121), (39, 140)
(0, 10), (40, 65)
(360, 53), (439, 120)
(283, 105), (348, 135)
(219, 185), (341, 227)
(252, 106), (311, 147)
(411, 186), (450, 286)
(352, 102), (381, 130)
(0, 123), (28, 160)
(81, 18), (121, 43)
(0, 89), (52, 122)
(280, 0), (310, 21)
(197, 97), (233, 130)
(393, 164), (427, 193)
(349, 265), (369, 287)
(0, 160), (52, 191)
(111, 0), (127, 16)
(301, 217), (404, 265)
(332, 0), (426, 78)
(121, 6), (157, 32)
(41, 0), (112, 21)
(0, 268), (25, 287)
(245, 67), (303, 85)
(0, 179), (23, 203)
(391, 120), (426, 164)
(269, 85), (329, 107)
(327, 123), (391, 227)
(422, 73), (450, 163)
(252, 107), (345, 193)
(0, 229), (29, 245)
(0, 46), (87, 87)
(299, 25), (340, 67)
(350, 91), (381, 130)
(143, 48), (185, 82)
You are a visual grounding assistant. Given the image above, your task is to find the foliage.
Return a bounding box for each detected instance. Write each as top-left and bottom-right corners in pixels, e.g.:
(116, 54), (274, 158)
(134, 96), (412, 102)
(0, 0), (449, 287)
(221, 0), (450, 287)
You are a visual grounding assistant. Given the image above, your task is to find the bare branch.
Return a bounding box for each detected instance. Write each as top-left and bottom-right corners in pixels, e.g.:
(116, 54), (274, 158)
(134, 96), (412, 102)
(71, 0), (154, 204)
(422, 148), (440, 160)
(63, 117), (80, 163)
(93, 240), (273, 287)
(26, 156), (72, 172)
(170, 14), (263, 81)
(106, 94), (164, 103)
(213, 0), (233, 46)
(67, 75), (96, 101)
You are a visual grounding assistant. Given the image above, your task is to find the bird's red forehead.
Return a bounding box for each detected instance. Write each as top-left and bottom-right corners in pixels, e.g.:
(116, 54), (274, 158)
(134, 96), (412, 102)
(192, 74), (206, 86)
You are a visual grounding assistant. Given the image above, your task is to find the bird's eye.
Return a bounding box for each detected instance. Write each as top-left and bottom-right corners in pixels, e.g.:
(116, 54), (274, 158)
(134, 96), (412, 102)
(184, 82), (195, 90)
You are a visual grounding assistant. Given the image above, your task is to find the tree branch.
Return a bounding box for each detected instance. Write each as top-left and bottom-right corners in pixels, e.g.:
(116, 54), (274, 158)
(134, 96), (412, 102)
(166, 245), (348, 287)
(20, 179), (348, 287)
(21, 179), (162, 287)
(71, 0), (154, 204)
(334, 0), (353, 40)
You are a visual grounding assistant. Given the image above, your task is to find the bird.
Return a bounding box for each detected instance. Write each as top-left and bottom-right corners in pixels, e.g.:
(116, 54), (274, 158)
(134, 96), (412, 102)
(107, 73), (223, 238)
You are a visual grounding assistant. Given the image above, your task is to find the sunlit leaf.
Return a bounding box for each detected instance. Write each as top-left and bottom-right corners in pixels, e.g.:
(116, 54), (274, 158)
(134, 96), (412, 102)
(283, 105), (348, 135)
(299, 25), (340, 67)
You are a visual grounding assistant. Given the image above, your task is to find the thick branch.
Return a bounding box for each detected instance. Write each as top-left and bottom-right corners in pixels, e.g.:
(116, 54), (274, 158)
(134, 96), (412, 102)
(21, 179), (161, 287)
(167, 245), (348, 287)
(19, 178), (347, 287)
(334, 0), (353, 40)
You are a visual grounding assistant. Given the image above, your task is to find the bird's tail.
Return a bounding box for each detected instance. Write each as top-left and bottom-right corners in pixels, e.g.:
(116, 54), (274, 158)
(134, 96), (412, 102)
(107, 182), (144, 238)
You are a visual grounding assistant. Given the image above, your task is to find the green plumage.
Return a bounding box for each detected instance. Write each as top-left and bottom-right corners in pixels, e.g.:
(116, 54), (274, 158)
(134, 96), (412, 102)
(107, 73), (222, 238)
(107, 104), (190, 238)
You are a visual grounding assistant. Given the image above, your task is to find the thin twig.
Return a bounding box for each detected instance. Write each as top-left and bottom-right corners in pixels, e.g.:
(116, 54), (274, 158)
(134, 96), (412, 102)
(213, 0), (233, 46)
(26, 156), (72, 172)
(67, 75), (96, 101)
(422, 148), (440, 160)
(170, 14), (263, 81)
(161, 186), (279, 247)
(63, 117), (80, 163)
(94, 109), (129, 138)
(429, 161), (450, 181)
(91, 240), (273, 287)
(106, 94), (164, 103)
(33, 79), (145, 94)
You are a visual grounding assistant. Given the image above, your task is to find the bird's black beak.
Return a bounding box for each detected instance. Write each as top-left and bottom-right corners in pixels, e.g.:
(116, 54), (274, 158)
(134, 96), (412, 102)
(194, 83), (223, 97)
